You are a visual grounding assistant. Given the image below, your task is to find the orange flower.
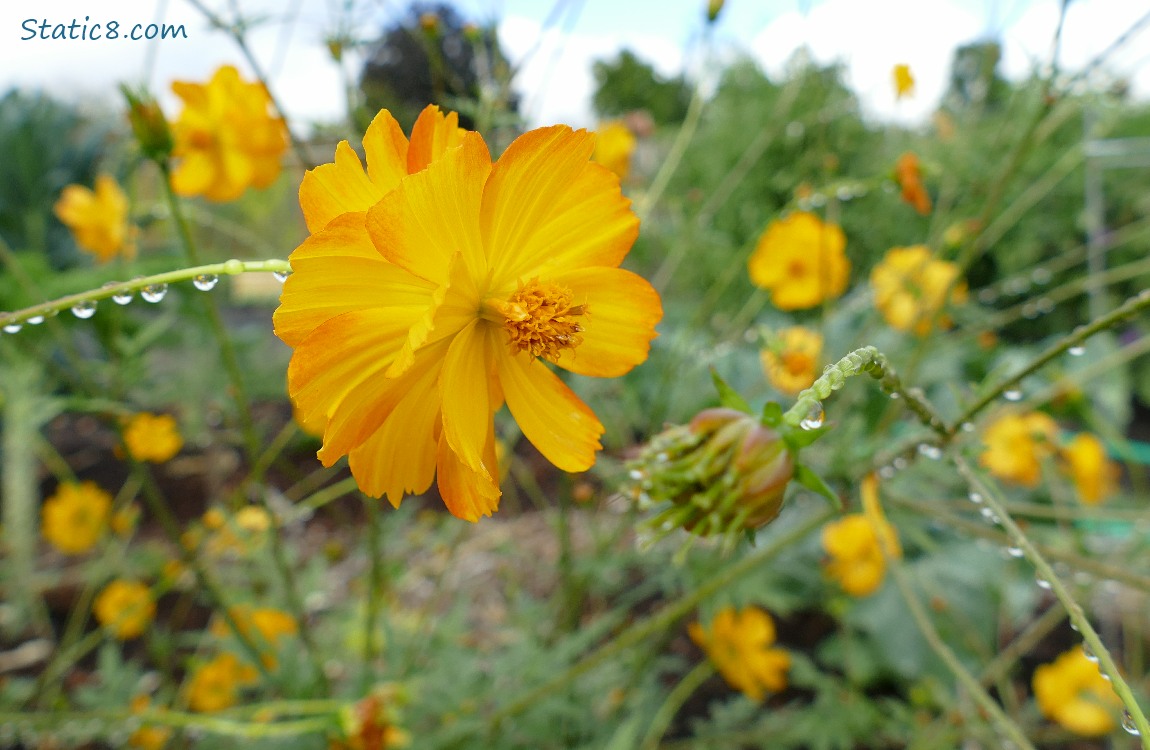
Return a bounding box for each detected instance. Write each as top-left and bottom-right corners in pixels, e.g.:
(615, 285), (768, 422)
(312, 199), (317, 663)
(894, 153), (931, 215)
(93, 580), (155, 639)
(1061, 433), (1119, 505)
(41, 481), (111, 555)
(747, 212), (850, 311)
(128, 695), (172, 750)
(592, 120), (636, 181)
(980, 412), (1059, 487)
(688, 606), (790, 701)
(186, 652), (258, 712)
(275, 108), (662, 521)
(53, 175), (135, 262)
(870, 245), (966, 335)
(1033, 646), (1122, 736)
(821, 475), (901, 597)
(170, 65), (288, 202)
(761, 327), (822, 395)
(892, 64), (915, 99)
(123, 413), (183, 463)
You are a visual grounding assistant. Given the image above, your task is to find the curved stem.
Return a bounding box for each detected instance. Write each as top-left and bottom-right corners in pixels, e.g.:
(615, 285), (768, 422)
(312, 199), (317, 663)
(639, 661), (714, 750)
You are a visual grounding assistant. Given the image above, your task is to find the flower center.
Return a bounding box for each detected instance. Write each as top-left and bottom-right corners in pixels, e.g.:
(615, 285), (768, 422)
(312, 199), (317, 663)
(489, 278), (586, 359)
(781, 350), (813, 376)
(786, 259), (806, 278)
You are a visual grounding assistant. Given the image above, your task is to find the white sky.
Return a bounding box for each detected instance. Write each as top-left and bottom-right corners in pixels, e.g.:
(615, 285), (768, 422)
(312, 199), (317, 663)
(2, 0), (1148, 132)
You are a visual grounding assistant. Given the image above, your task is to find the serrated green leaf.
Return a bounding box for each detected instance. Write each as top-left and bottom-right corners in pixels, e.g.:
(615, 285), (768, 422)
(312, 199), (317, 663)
(793, 464), (842, 510)
(710, 366), (751, 413)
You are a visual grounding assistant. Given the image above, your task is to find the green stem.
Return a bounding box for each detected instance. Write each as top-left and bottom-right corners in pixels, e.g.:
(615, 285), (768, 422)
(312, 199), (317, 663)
(955, 457), (1150, 745)
(0, 709), (335, 739)
(362, 495), (384, 693)
(639, 661), (714, 750)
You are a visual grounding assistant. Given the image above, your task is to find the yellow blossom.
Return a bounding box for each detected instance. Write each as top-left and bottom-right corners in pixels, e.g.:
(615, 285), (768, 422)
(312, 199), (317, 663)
(170, 65), (288, 202)
(275, 107), (662, 521)
(128, 695), (172, 750)
(870, 245), (967, 335)
(1061, 433), (1119, 505)
(894, 152), (931, 215)
(761, 327), (822, 395)
(336, 686), (411, 750)
(123, 413), (183, 463)
(211, 605), (298, 668)
(41, 481), (112, 555)
(747, 212), (850, 311)
(53, 175), (135, 262)
(592, 120), (636, 181)
(111, 503), (141, 537)
(980, 412), (1059, 487)
(93, 580), (155, 640)
(893, 64), (915, 99)
(822, 475), (901, 597)
(688, 606), (791, 702)
(1033, 646), (1122, 736)
(186, 652), (258, 712)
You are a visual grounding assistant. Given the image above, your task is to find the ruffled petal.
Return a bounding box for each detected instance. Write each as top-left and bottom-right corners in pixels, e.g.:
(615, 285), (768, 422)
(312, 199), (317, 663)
(497, 348), (603, 472)
(362, 108), (410, 191)
(299, 141), (383, 233)
(366, 132), (491, 285)
(407, 105), (467, 174)
(438, 321), (496, 473)
(547, 266), (662, 377)
(274, 213), (436, 347)
(436, 429), (500, 522)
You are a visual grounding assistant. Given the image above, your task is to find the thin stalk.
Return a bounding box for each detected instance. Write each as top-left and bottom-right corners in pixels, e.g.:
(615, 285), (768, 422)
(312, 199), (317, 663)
(955, 457), (1150, 745)
(639, 661), (714, 750)
(361, 495), (385, 693)
(0, 709), (334, 739)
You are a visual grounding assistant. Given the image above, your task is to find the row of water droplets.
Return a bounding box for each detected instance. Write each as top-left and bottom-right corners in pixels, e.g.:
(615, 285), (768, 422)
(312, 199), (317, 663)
(1, 270), (292, 333)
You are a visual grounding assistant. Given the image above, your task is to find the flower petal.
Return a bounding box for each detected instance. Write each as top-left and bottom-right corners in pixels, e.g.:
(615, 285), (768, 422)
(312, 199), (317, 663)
(362, 108), (410, 191)
(407, 105), (467, 174)
(548, 266), (662, 377)
(436, 430), (500, 522)
(298, 141), (382, 233)
(438, 321), (498, 474)
(274, 213), (436, 347)
(498, 348), (603, 472)
(366, 132), (491, 285)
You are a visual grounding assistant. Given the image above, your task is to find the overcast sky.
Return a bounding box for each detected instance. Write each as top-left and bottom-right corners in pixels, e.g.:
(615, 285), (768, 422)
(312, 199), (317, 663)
(3, 0), (1148, 132)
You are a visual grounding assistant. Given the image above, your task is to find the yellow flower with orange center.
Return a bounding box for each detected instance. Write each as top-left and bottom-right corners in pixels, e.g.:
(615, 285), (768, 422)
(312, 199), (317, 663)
(821, 474), (901, 597)
(1061, 433), (1119, 505)
(979, 412), (1059, 487)
(170, 65), (288, 202)
(123, 413), (183, 463)
(894, 152), (931, 215)
(747, 212), (849, 311)
(186, 652), (258, 712)
(592, 120), (636, 181)
(893, 64), (915, 99)
(688, 606), (790, 702)
(53, 175), (136, 262)
(1033, 646), (1122, 736)
(761, 327), (822, 395)
(93, 580), (155, 640)
(41, 481), (112, 555)
(871, 245), (967, 335)
(275, 107), (662, 521)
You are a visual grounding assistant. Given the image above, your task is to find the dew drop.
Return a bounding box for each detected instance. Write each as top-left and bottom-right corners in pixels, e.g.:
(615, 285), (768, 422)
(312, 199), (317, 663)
(810, 193), (827, 207)
(1021, 303), (1039, 319)
(968, 491), (983, 504)
(1070, 621), (1080, 632)
(112, 290), (133, 305)
(3, 321), (22, 334)
(1003, 389), (1023, 402)
(835, 186), (853, 201)
(192, 273), (219, 291)
(889, 392), (900, 400)
(1007, 545), (1024, 558)
(918, 444), (942, 460)
(273, 270), (292, 283)
(799, 404), (825, 431)
(26, 315), (44, 325)
(1036, 576), (1052, 590)
(961, 422), (975, 432)
(140, 284), (168, 303)
(1068, 345), (1085, 356)
(1122, 710), (1140, 736)
(1030, 267), (1052, 285)
(628, 469), (646, 481)
(879, 465), (896, 479)
(977, 288), (998, 304)
(979, 506), (998, 522)
(1083, 643), (1099, 663)
(70, 301), (97, 319)
(893, 457), (908, 471)
(1036, 297), (1055, 314)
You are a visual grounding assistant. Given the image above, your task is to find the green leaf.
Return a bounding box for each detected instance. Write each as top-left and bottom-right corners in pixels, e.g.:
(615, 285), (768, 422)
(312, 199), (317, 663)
(710, 366), (751, 413)
(761, 401), (783, 426)
(793, 464), (842, 510)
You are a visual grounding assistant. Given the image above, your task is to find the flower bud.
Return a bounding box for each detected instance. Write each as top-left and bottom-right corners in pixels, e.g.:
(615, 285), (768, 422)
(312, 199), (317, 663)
(628, 408), (794, 548)
(706, 0), (726, 23)
(121, 86), (174, 163)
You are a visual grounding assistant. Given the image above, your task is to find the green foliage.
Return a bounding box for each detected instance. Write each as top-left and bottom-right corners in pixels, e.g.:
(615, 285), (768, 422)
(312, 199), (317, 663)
(591, 49), (691, 125)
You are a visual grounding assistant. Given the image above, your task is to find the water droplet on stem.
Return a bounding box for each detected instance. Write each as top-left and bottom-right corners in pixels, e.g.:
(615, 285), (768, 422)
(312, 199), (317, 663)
(192, 273), (219, 291)
(141, 284), (168, 303)
(71, 301), (97, 319)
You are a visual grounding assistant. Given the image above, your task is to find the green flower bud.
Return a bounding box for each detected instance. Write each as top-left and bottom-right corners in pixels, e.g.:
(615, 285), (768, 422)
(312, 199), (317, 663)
(121, 86), (174, 164)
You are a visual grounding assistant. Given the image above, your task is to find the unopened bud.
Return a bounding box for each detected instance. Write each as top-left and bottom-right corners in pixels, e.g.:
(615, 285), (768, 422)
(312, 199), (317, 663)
(419, 12), (440, 35)
(706, 0), (725, 23)
(121, 85), (174, 163)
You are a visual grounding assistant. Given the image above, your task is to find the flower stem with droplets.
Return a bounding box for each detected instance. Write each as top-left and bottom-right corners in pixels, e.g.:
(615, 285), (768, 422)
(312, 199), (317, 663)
(955, 456), (1150, 745)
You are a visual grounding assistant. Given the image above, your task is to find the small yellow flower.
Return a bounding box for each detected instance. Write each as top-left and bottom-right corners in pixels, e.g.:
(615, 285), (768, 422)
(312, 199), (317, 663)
(53, 175), (136, 262)
(123, 413), (183, 463)
(128, 695), (172, 750)
(93, 580), (155, 640)
(41, 481), (112, 555)
(871, 245), (967, 335)
(980, 412), (1059, 487)
(894, 153), (931, 215)
(110, 503), (141, 537)
(170, 65), (288, 202)
(893, 64), (915, 99)
(748, 212), (850, 311)
(235, 506), (272, 532)
(761, 327), (822, 395)
(211, 605), (298, 668)
(593, 121), (636, 181)
(1033, 646), (1122, 736)
(688, 606), (791, 702)
(337, 686), (411, 749)
(186, 652), (258, 712)
(822, 475), (901, 597)
(1061, 433), (1119, 505)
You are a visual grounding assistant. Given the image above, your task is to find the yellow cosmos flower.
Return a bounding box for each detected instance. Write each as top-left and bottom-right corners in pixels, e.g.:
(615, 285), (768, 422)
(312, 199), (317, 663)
(592, 120), (636, 181)
(93, 580), (155, 640)
(123, 413), (183, 463)
(1033, 646), (1122, 736)
(53, 175), (136, 262)
(128, 695), (172, 750)
(275, 108), (662, 521)
(186, 652), (258, 712)
(688, 606), (790, 702)
(41, 481), (112, 555)
(170, 65), (288, 202)
(980, 412), (1059, 487)
(871, 245), (967, 335)
(211, 605), (298, 668)
(747, 212), (849, 311)
(761, 327), (822, 395)
(822, 475), (901, 597)
(893, 64), (915, 99)
(1061, 433), (1119, 505)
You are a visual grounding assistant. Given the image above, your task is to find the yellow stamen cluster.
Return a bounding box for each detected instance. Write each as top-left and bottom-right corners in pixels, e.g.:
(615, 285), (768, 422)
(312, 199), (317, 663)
(498, 279), (586, 359)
